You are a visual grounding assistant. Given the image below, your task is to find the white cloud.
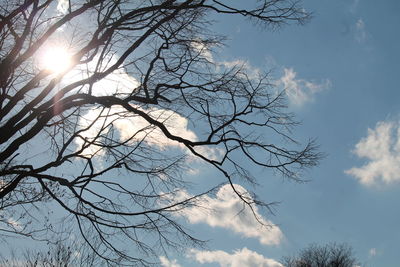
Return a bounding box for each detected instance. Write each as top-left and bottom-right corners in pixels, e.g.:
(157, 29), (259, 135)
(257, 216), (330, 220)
(63, 53), (140, 97)
(70, 54), (221, 159)
(191, 41), (262, 79)
(165, 184), (283, 245)
(189, 248), (283, 267)
(76, 105), (198, 157)
(355, 18), (367, 43)
(57, 0), (69, 14)
(58, 51), (223, 161)
(345, 120), (400, 186)
(219, 62), (329, 107)
(278, 68), (330, 107)
(159, 256), (182, 267)
(219, 59), (261, 79)
(369, 248), (377, 257)
(191, 41), (214, 63)
(76, 104), (222, 161)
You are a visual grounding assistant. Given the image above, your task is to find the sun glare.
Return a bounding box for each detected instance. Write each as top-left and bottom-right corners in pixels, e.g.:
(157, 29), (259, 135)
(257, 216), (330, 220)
(42, 46), (72, 73)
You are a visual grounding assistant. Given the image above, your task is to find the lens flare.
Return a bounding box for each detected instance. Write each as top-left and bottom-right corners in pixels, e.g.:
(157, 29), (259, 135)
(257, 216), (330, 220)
(42, 46), (71, 73)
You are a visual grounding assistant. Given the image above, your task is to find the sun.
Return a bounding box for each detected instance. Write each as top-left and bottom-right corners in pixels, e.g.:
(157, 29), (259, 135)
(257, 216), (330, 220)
(42, 46), (72, 73)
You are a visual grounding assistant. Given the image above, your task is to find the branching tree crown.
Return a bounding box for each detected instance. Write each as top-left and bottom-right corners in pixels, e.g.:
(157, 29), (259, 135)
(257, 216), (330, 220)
(282, 243), (361, 267)
(0, 0), (319, 265)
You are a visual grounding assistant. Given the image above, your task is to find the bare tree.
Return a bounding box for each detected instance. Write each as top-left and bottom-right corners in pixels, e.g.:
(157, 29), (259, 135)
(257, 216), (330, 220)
(1, 235), (116, 266)
(0, 0), (319, 265)
(282, 243), (361, 267)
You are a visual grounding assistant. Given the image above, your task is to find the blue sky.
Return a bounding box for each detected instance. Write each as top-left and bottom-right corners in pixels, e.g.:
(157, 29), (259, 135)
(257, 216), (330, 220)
(160, 1), (400, 266)
(2, 1), (399, 266)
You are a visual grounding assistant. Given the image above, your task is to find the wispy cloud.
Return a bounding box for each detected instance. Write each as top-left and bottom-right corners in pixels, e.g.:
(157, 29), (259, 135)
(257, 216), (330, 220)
(191, 42), (331, 109)
(189, 247), (283, 267)
(191, 40), (214, 63)
(159, 256), (182, 267)
(6, 217), (22, 231)
(278, 68), (330, 107)
(349, 0), (360, 13)
(355, 18), (368, 43)
(219, 59), (262, 79)
(345, 120), (400, 186)
(369, 248), (377, 257)
(191, 40), (264, 80)
(164, 184), (283, 245)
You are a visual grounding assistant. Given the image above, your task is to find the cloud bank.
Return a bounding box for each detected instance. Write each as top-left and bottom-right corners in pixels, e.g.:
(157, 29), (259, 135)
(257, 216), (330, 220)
(190, 248), (283, 267)
(346, 120), (400, 186)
